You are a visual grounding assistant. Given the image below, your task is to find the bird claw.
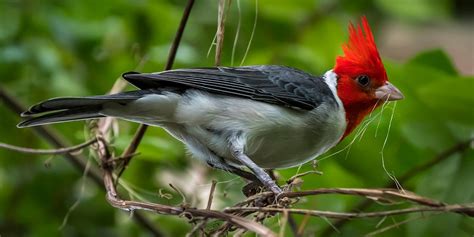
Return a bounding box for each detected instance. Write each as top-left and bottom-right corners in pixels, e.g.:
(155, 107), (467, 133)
(269, 183), (282, 194)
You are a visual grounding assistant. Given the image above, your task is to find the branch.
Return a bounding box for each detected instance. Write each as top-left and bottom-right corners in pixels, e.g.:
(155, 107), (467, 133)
(215, 0), (231, 66)
(283, 188), (443, 207)
(232, 188), (451, 211)
(97, 137), (275, 236)
(0, 138), (97, 155)
(224, 204), (474, 219)
(396, 139), (473, 183)
(223, 186), (473, 235)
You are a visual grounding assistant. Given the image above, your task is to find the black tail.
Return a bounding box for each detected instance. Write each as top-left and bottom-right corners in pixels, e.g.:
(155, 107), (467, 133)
(18, 91), (147, 128)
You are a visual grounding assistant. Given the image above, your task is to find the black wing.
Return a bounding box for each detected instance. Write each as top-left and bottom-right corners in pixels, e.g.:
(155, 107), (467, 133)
(122, 65), (336, 110)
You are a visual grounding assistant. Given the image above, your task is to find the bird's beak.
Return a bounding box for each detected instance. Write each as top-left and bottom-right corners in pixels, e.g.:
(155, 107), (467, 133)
(375, 82), (404, 101)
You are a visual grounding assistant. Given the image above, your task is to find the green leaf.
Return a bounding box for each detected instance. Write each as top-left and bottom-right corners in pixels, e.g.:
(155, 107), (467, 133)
(408, 151), (474, 237)
(385, 63), (456, 150)
(408, 49), (458, 75)
(418, 77), (474, 126)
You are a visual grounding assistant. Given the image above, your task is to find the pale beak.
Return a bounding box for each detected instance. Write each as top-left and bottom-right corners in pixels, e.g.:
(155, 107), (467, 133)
(374, 82), (404, 101)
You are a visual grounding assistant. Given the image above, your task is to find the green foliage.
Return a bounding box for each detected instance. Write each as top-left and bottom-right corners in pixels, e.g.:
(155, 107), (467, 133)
(375, 0), (452, 22)
(0, 0), (472, 236)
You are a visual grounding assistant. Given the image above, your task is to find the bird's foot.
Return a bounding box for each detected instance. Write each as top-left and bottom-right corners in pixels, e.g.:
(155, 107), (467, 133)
(267, 181), (282, 194)
(242, 180), (282, 197)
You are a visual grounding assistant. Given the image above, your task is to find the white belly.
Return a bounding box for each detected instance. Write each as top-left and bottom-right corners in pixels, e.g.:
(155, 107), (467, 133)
(102, 89), (346, 169)
(174, 91), (346, 169)
(244, 109), (345, 168)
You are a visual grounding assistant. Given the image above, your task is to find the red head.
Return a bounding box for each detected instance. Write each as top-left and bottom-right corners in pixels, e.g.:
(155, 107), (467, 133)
(334, 16), (403, 139)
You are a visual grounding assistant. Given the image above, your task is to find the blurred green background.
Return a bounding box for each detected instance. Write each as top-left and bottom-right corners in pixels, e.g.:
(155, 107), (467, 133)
(0, 0), (473, 236)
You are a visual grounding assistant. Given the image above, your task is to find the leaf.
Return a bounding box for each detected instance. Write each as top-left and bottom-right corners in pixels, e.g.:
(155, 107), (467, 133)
(407, 151), (474, 237)
(385, 63), (456, 150)
(408, 49), (458, 75)
(418, 77), (474, 126)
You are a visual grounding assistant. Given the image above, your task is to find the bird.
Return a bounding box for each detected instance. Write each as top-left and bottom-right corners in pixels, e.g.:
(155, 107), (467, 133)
(18, 17), (403, 194)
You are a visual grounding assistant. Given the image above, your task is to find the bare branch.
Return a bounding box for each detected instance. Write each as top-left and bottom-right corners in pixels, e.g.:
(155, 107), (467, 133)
(396, 139), (474, 183)
(215, 0), (231, 66)
(0, 138), (97, 155)
(286, 170), (322, 186)
(233, 187), (445, 209)
(207, 180), (218, 210)
(279, 188), (444, 207)
(99, 139), (275, 236)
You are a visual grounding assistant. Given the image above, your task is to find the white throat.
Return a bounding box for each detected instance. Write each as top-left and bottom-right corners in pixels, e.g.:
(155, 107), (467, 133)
(323, 70), (343, 109)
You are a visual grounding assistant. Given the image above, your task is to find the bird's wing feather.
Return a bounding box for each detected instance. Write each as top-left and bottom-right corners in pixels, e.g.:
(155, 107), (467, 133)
(122, 65), (335, 110)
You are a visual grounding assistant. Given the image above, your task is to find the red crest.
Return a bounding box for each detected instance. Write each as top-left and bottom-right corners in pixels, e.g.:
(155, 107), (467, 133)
(334, 16), (387, 84)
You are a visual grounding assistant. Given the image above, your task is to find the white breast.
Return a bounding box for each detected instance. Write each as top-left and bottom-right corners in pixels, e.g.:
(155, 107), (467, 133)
(173, 87), (346, 169)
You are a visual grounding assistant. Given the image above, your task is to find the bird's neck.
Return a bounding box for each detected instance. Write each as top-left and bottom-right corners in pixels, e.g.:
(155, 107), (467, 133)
(322, 70), (375, 140)
(340, 102), (373, 140)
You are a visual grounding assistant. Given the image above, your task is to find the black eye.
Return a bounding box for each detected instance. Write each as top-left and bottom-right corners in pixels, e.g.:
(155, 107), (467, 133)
(356, 75), (370, 87)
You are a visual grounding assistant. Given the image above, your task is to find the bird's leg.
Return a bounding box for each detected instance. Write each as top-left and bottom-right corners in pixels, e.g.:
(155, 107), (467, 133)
(207, 161), (267, 196)
(229, 136), (282, 194)
(227, 166), (261, 183)
(207, 161), (260, 183)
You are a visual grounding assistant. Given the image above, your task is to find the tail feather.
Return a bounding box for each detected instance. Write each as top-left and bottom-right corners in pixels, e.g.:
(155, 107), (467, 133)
(22, 97), (108, 116)
(18, 91), (149, 128)
(17, 106), (104, 128)
(22, 92), (146, 116)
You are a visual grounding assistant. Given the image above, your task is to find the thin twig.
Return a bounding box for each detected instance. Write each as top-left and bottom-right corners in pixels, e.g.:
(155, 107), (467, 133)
(186, 180), (219, 236)
(279, 210), (289, 237)
(165, 0), (195, 71)
(240, 0), (257, 66)
(364, 214), (433, 237)
(186, 220), (207, 237)
(286, 214), (300, 237)
(280, 188), (444, 207)
(207, 180), (218, 210)
(102, 162), (275, 236)
(396, 139), (473, 183)
(231, 0), (241, 66)
(0, 138), (97, 155)
(286, 170), (323, 185)
(296, 213), (311, 236)
(169, 183), (188, 205)
(58, 155), (93, 230)
(215, 0), (231, 66)
(115, 0), (196, 180)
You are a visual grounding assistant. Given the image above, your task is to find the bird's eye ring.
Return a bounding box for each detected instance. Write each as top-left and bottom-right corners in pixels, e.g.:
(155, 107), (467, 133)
(356, 75), (370, 87)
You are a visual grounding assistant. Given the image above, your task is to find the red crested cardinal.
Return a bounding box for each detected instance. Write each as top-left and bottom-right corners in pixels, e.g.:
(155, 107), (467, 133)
(18, 17), (403, 193)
